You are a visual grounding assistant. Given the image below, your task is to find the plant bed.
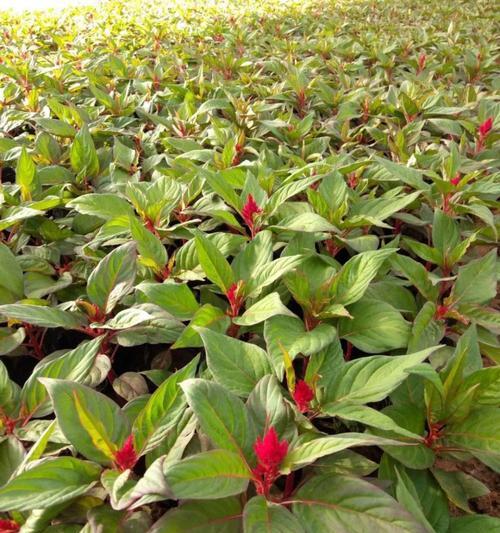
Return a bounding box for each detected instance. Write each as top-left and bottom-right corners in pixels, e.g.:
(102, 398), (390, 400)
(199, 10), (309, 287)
(0, 0), (498, 530)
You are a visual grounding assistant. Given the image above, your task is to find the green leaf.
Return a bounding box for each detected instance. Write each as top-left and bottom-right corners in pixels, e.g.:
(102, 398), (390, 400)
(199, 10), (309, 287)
(70, 125), (99, 179)
(274, 213), (338, 233)
(292, 474), (426, 532)
(338, 299), (411, 353)
(130, 216), (167, 271)
(0, 457), (101, 511)
(198, 327), (272, 397)
(432, 468), (489, 513)
(323, 346), (440, 409)
(16, 147), (37, 201)
(432, 209), (460, 259)
(0, 243), (23, 299)
(265, 315), (337, 378)
(40, 379), (130, 465)
(0, 437), (25, 486)
(444, 406), (500, 472)
(172, 304), (230, 349)
(246, 255), (305, 298)
(195, 233), (235, 292)
(181, 378), (256, 461)
(149, 497), (242, 533)
(449, 516), (500, 532)
(451, 250), (497, 306)
(138, 281), (199, 321)
(21, 337), (103, 418)
(233, 292), (296, 326)
(282, 433), (404, 473)
(243, 496), (305, 533)
(246, 375), (295, 439)
(132, 357), (198, 455)
(67, 193), (134, 221)
(165, 449), (250, 499)
(87, 242), (137, 314)
(332, 249), (395, 306)
(328, 404), (422, 439)
(0, 304), (85, 329)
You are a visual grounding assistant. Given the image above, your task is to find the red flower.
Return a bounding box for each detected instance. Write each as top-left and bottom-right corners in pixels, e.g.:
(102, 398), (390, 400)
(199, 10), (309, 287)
(450, 173), (461, 186)
(241, 194), (262, 237)
(252, 427), (288, 496)
(254, 427), (288, 470)
(478, 117), (493, 138)
(0, 520), (20, 533)
(114, 435), (138, 471)
(293, 380), (315, 413)
(226, 280), (244, 317)
(435, 305), (449, 320)
(417, 53), (426, 73)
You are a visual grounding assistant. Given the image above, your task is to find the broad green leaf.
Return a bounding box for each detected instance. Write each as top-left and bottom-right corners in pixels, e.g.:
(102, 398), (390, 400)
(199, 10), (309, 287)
(292, 474), (426, 532)
(233, 292), (296, 326)
(40, 379), (130, 465)
(21, 337), (103, 418)
(199, 327), (272, 397)
(181, 378), (256, 461)
(0, 437), (25, 486)
(87, 242), (137, 314)
(70, 125), (99, 178)
(332, 249), (395, 306)
(0, 243), (23, 299)
(130, 216), (167, 271)
(67, 193), (134, 220)
(195, 233), (235, 293)
(449, 516), (500, 532)
(451, 250), (497, 306)
(133, 357), (198, 455)
(137, 281), (199, 321)
(149, 497), (242, 533)
(243, 496), (305, 533)
(0, 457), (101, 511)
(165, 449), (251, 499)
(282, 433), (404, 473)
(323, 346), (440, 409)
(265, 315), (337, 378)
(0, 304), (85, 329)
(16, 147), (37, 201)
(444, 406), (500, 472)
(245, 255), (305, 298)
(172, 304), (230, 349)
(338, 299), (411, 353)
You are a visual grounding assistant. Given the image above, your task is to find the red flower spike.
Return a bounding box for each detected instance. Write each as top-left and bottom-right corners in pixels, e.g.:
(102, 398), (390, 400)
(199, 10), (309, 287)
(254, 427), (288, 472)
(226, 280), (245, 317)
(114, 435), (138, 471)
(293, 380), (315, 413)
(252, 427), (288, 497)
(478, 117), (493, 138)
(0, 520), (20, 533)
(417, 53), (426, 73)
(241, 194), (262, 237)
(435, 305), (449, 320)
(450, 173), (461, 186)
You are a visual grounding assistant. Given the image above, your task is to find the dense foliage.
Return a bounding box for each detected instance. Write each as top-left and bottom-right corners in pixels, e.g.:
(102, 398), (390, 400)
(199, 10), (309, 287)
(0, 0), (498, 530)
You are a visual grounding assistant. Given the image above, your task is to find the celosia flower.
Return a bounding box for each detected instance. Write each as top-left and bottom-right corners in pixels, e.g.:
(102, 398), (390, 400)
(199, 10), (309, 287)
(241, 194), (262, 237)
(417, 53), (426, 73)
(476, 117), (493, 153)
(478, 117), (493, 138)
(0, 520), (20, 533)
(114, 435), (138, 471)
(252, 427), (288, 496)
(226, 280), (244, 317)
(450, 173), (461, 186)
(293, 380), (315, 413)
